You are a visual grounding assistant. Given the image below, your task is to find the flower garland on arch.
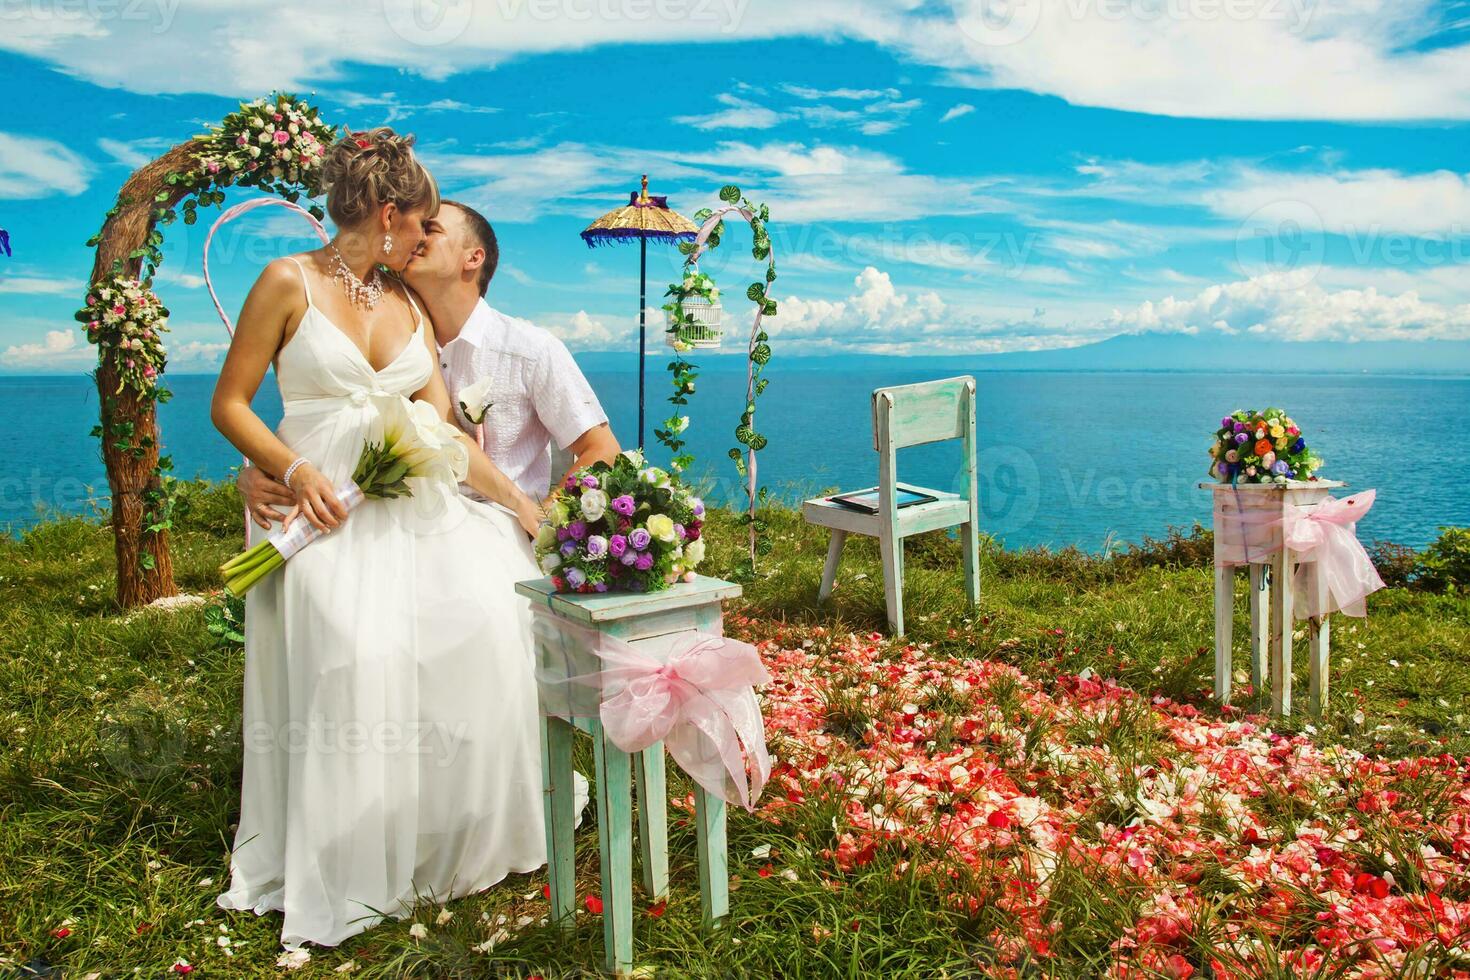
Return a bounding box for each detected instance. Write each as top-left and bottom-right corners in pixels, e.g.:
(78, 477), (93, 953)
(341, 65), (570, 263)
(662, 183), (777, 576)
(75, 92), (340, 606)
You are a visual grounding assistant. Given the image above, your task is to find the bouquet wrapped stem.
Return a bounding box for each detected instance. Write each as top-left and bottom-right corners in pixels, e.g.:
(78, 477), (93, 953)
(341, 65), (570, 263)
(220, 394), (469, 595)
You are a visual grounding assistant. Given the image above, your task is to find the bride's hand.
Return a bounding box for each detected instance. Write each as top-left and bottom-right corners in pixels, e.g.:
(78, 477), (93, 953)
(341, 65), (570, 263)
(515, 497), (544, 538)
(290, 462), (350, 532)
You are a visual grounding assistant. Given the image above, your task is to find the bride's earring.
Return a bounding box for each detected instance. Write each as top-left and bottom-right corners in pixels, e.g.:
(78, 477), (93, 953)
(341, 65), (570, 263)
(383, 233), (394, 256)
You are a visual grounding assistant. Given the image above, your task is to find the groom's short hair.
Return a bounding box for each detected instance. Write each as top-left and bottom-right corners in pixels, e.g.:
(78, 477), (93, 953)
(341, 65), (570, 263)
(443, 199), (498, 297)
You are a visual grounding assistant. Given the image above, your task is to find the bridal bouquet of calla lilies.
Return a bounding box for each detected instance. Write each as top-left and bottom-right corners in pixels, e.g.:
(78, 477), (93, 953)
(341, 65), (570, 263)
(221, 394), (469, 594)
(535, 449), (706, 595)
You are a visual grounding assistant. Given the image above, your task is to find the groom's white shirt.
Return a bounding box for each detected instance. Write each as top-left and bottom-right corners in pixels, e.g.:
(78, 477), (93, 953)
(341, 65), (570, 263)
(436, 299), (607, 500)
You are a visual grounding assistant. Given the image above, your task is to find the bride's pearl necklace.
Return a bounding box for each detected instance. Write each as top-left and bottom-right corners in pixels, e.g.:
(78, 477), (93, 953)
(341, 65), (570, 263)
(328, 244), (384, 309)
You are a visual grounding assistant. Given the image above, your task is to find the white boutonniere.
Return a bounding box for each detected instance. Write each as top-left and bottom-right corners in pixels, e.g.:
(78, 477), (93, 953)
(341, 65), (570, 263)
(457, 377), (494, 426)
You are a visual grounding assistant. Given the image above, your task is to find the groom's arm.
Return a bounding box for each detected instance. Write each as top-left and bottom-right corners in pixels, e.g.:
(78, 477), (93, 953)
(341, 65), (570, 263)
(549, 423), (620, 504)
(534, 334), (617, 502)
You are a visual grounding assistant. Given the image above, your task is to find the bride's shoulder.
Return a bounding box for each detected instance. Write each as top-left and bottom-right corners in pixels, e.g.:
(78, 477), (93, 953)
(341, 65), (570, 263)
(253, 253), (316, 293)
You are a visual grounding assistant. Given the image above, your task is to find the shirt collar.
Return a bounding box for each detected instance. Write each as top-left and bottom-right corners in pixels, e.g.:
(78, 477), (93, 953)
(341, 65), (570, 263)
(442, 298), (492, 353)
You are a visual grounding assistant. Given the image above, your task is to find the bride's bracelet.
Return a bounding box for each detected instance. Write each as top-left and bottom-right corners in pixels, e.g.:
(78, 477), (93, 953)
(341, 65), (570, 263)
(282, 456), (309, 490)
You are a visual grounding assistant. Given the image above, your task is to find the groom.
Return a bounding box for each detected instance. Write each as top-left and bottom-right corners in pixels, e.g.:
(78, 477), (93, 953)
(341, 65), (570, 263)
(238, 200), (620, 528)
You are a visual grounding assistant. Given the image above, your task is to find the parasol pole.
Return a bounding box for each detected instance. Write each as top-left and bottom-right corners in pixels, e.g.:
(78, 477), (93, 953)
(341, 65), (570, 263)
(639, 231), (647, 449)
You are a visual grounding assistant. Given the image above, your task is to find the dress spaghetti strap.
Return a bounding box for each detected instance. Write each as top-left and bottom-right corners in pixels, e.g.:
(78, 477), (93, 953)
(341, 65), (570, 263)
(401, 282), (425, 331)
(285, 256), (313, 306)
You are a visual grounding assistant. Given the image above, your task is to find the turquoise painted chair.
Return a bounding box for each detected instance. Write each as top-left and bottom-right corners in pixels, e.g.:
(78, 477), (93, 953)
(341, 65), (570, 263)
(802, 376), (980, 635)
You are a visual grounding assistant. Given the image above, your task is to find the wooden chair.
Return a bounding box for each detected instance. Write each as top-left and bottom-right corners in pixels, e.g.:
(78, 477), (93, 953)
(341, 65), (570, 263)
(802, 376), (980, 635)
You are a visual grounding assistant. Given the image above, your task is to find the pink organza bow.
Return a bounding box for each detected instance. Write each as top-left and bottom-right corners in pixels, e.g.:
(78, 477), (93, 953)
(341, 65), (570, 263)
(1281, 490), (1387, 619)
(532, 610), (772, 811)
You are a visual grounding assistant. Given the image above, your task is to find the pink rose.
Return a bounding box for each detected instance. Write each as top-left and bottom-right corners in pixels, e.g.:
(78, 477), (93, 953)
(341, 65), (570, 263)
(113, 304), (125, 315)
(273, 130), (289, 144)
(206, 161), (220, 174)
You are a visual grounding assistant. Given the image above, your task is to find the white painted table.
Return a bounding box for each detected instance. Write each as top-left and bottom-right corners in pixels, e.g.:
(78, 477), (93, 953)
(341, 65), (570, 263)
(1203, 480), (1345, 717)
(515, 574), (742, 976)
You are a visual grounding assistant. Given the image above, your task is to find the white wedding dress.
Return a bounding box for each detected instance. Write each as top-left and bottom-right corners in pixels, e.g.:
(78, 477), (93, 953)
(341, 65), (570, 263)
(217, 261), (583, 949)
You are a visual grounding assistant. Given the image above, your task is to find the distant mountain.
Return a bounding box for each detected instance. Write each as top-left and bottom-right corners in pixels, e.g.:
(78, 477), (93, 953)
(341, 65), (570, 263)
(576, 332), (1470, 375)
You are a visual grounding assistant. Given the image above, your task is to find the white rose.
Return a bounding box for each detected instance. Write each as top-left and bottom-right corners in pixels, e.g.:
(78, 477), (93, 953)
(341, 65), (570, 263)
(539, 554), (562, 575)
(257, 130), (272, 144)
(248, 145), (261, 158)
(580, 488), (608, 521)
(684, 538), (705, 565)
(621, 448), (645, 467)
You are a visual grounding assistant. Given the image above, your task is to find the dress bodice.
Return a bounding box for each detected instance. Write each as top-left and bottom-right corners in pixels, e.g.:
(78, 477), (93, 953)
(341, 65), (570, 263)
(273, 257), (433, 412)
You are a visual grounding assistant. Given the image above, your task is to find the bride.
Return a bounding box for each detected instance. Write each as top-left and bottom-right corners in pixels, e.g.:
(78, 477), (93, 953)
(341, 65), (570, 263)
(211, 127), (568, 949)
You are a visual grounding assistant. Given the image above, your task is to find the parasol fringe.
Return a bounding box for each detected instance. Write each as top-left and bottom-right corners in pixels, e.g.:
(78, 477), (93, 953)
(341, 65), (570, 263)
(580, 229), (697, 248)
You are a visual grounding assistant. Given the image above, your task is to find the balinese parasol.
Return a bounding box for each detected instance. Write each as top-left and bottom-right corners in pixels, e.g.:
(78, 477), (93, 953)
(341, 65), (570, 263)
(580, 175), (698, 449)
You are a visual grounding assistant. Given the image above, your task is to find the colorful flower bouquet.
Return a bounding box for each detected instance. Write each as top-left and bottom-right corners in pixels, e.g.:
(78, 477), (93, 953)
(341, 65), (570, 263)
(534, 449), (707, 594)
(220, 395), (469, 595)
(1209, 408), (1323, 484)
(75, 273), (169, 395)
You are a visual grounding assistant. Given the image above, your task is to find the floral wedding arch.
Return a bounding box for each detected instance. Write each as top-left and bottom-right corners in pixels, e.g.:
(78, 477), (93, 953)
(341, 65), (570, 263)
(75, 93), (338, 607)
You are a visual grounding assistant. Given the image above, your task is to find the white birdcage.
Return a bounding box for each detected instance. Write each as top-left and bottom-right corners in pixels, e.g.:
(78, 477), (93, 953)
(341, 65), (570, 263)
(666, 295), (723, 349)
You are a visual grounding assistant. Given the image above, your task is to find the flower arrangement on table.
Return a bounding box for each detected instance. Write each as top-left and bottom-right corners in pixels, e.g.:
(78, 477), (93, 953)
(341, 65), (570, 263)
(77, 273), (170, 396)
(220, 394), (469, 595)
(535, 449), (707, 594)
(662, 269), (722, 351)
(1208, 408), (1323, 484)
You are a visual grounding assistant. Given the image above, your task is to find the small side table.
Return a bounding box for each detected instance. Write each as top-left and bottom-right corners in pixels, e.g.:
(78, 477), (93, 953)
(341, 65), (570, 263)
(1203, 481), (1344, 716)
(515, 574), (743, 976)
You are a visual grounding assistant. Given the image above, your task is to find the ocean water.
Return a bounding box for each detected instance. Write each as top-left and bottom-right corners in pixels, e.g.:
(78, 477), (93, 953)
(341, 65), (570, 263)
(3, 368), (1466, 551)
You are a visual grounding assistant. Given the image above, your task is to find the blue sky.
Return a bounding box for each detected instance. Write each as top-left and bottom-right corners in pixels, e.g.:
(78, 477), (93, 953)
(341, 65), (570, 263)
(2, 0), (1470, 372)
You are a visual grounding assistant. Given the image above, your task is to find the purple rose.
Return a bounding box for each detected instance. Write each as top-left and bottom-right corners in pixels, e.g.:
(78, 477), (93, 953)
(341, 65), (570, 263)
(634, 552), (654, 571)
(594, 582), (609, 592)
(691, 497), (705, 517)
(586, 534), (608, 558)
(611, 494), (636, 517)
(628, 528), (652, 550)
(1220, 416), (1233, 429)
(560, 540), (578, 558)
(620, 550), (638, 566)
(568, 520), (587, 540)
(581, 474), (599, 489)
(1233, 421), (1246, 433)
(565, 567), (586, 588)
(609, 534), (628, 557)
(1234, 432), (1249, 444)
(674, 523), (686, 540)
(556, 526), (571, 542)
(1272, 460), (1291, 476)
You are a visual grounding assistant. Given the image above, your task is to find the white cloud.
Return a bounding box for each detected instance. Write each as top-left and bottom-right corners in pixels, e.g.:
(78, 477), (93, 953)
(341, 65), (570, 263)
(96, 136), (176, 171)
(0, 132), (91, 198)
(931, 0), (1470, 120)
(7, 1), (1469, 120)
(675, 94), (788, 131)
(772, 266), (945, 344)
(0, 275), (83, 296)
(1105, 270), (1470, 342)
(1, 329), (91, 369)
(939, 103), (975, 123)
(1203, 167), (1470, 239)
(169, 340), (232, 370)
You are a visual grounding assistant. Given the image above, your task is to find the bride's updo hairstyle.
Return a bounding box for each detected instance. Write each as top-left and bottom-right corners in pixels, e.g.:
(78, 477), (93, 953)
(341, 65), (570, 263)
(321, 126), (439, 228)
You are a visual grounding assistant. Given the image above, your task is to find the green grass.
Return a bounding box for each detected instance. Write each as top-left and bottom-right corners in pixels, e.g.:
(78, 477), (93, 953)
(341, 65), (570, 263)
(1, 481), (1465, 978)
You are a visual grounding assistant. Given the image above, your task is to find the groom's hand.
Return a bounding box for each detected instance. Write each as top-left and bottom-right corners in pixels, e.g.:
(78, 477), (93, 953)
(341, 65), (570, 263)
(238, 464), (299, 531)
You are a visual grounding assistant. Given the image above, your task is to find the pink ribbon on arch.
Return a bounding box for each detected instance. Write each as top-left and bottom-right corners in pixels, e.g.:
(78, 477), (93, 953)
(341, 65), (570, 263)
(532, 609), (773, 811)
(1214, 489), (1386, 619)
(201, 198), (330, 545)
